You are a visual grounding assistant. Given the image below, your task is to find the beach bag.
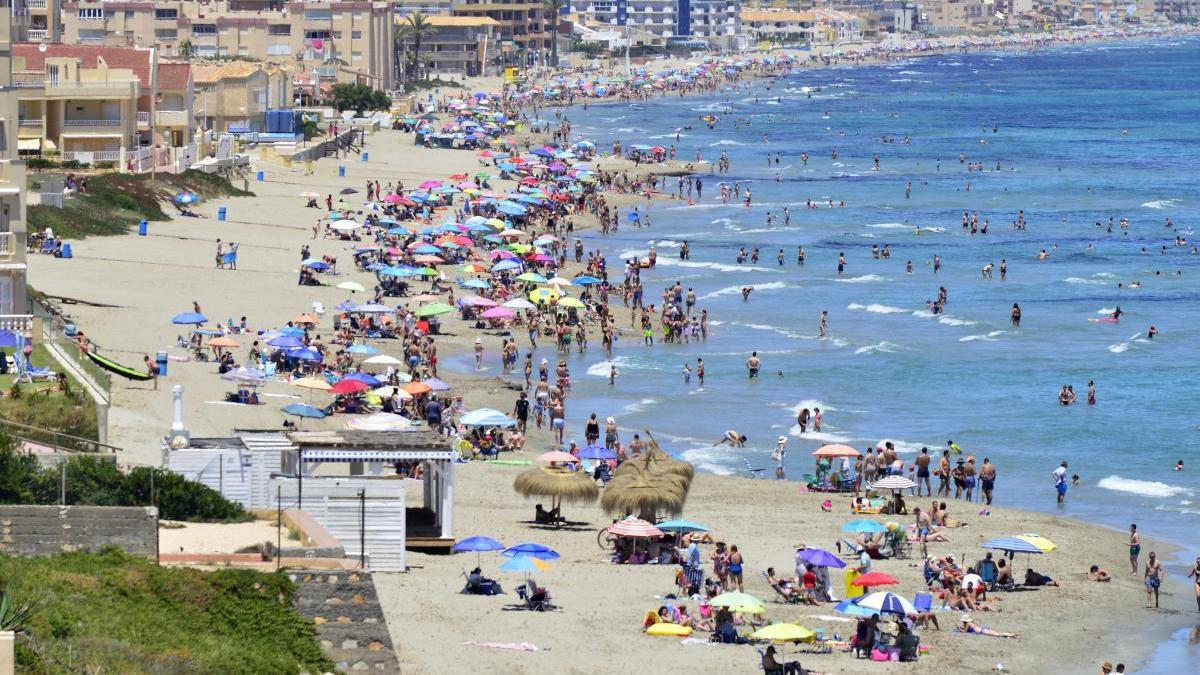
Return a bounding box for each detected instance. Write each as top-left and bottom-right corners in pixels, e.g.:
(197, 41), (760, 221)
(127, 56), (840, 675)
(871, 649), (888, 662)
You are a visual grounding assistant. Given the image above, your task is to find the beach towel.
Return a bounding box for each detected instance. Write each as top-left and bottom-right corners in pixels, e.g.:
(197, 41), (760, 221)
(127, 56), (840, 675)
(463, 641), (539, 652)
(844, 569), (864, 599)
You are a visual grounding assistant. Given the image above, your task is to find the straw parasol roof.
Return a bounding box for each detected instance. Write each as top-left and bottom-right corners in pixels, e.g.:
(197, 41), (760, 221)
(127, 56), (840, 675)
(601, 463), (687, 521)
(513, 466), (599, 505)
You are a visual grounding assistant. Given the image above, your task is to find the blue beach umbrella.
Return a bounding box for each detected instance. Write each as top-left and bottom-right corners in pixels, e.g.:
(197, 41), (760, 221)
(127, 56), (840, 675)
(655, 520), (711, 533)
(797, 547), (846, 569)
(302, 259), (330, 271)
(576, 445), (616, 461)
(501, 543), (560, 560)
(289, 347), (322, 362)
(460, 408), (516, 427)
(834, 599), (876, 617)
(282, 403), (327, 419)
(461, 279), (490, 289)
(853, 592), (917, 616)
(278, 326), (306, 338)
(344, 372), (382, 387)
(842, 519), (887, 534)
(491, 260), (521, 272)
(171, 311), (208, 325)
(981, 537), (1044, 555)
(571, 276), (601, 285)
(346, 344), (379, 356)
(500, 554), (548, 573)
(453, 535), (505, 566)
(268, 335), (304, 349)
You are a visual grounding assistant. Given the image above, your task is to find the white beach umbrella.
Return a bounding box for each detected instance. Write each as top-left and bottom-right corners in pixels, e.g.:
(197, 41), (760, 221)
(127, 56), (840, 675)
(872, 475), (917, 491)
(363, 354), (403, 366)
(502, 298), (536, 310)
(331, 219), (362, 231)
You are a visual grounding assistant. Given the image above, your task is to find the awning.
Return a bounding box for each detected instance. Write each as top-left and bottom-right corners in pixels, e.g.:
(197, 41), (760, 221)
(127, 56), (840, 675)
(59, 131), (125, 138)
(17, 139), (41, 151)
(299, 449), (455, 463)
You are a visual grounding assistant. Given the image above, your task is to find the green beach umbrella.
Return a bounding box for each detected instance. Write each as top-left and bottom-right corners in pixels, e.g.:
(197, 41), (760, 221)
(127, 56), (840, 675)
(414, 303), (454, 318)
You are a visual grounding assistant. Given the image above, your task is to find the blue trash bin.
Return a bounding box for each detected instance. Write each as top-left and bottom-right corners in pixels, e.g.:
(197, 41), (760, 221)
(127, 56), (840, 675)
(338, 164), (346, 177)
(155, 351), (169, 378)
(61, 243), (73, 259)
(218, 206), (227, 221)
(138, 219), (147, 236)
(256, 170), (264, 181)
(362, 152), (369, 162)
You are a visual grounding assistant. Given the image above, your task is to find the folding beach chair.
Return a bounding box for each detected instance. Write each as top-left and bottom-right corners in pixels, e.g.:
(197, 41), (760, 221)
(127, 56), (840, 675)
(743, 457), (765, 479)
(913, 592), (933, 613)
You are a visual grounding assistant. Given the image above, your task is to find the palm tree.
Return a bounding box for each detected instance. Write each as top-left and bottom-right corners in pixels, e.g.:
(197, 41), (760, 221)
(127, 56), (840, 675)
(543, 0), (563, 67)
(398, 12), (435, 83)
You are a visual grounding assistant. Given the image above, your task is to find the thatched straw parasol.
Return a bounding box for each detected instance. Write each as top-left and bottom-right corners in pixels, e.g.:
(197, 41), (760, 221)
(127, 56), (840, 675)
(601, 463), (688, 522)
(513, 466), (599, 525)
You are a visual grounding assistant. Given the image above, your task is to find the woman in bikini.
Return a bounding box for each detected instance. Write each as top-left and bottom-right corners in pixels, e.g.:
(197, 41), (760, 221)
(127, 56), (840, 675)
(1187, 556), (1200, 612)
(959, 615), (1018, 638)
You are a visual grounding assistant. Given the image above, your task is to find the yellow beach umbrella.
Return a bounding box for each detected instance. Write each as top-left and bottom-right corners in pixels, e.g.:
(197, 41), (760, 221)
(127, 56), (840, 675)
(708, 591), (764, 614)
(529, 288), (560, 303)
(1015, 534), (1057, 552)
(292, 377), (332, 391)
(751, 623), (816, 643)
(557, 297), (585, 309)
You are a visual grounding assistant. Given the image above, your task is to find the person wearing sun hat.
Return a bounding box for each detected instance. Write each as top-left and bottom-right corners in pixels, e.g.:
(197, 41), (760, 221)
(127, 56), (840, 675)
(772, 435), (788, 479)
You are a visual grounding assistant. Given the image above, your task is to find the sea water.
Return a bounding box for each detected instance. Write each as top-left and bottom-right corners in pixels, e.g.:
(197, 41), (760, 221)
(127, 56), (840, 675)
(549, 38), (1200, 664)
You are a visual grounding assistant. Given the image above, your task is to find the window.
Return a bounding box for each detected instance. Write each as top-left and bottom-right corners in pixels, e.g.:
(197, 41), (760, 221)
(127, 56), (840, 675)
(268, 24), (291, 36)
(304, 9), (332, 21)
(193, 24), (217, 35)
(266, 44), (292, 55)
(155, 28), (178, 41)
(331, 31), (342, 39)
(155, 8), (178, 20)
(351, 30), (362, 39)
(304, 30), (331, 40)
(77, 7), (104, 21)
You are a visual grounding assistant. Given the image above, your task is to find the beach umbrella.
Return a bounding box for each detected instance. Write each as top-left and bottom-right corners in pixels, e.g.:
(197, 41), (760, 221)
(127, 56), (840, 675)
(480, 307), (514, 320)
(402, 381), (432, 396)
(851, 572), (900, 587)
(602, 462), (688, 521)
(462, 296), (497, 307)
(528, 288), (560, 304)
(346, 344), (379, 356)
(499, 554), (551, 578)
(502, 298), (536, 310)
(330, 378), (370, 395)
(834, 599), (877, 617)
(208, 336), (239, 349)
(354, 303), (395, 314)
(536, 450), (580, 465)
(414, 303), (454, 318)
(1014, 534), (1057, 552)
(339, 187), (358, 195)
(302, 259), (330, 271)
(502, 543), (560, 560)
(752, 623), (816, 644)
(572, 276), (601, 285)
(492, 259), (522, 273)
(453, 535), (505, 566)
(709, 592), (765, 614)
(577, 445), (617, 461)
(343, 372), (382, 387)
(460, 408), (516, 427)
(813, 444), (860, 457)
(293, 313), (319, 325)
(282, 403), (327, 419)
(842, 519), (887, 534)
(300, 191), (320, 199)
(872, 475), (916, 491)
(982, 537), (1044, 555)
(363, 354), (402, 366)
(515, 272), (548, 283)
(556, 297), (585, 309)
(171, 311), (208, 325)
(292, 377), (332, 391)
(797, 547), (846, 569)
(513, 466), (599, 522)
(854, 592), (917, 616)
(331, 219), (362, 232)
(460, 279), (490, 290)
(268, 335), (304, 349)
(336, 281), (366, 293)
(278, 326), (306, 338)
(608, 518), (664, 538)
(422, 377), (451, 391)
(655, 519), (710, 533)
(290, 347), (322, 362)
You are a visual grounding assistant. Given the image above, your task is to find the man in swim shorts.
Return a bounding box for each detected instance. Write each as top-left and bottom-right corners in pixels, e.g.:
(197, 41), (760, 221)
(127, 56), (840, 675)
(979, 458), (996, 505)
(1128, 524), (1140, 575)
(1053, 461), (1069, 504)
(746, 352), (761, 379)
(915, 448), (932, 496)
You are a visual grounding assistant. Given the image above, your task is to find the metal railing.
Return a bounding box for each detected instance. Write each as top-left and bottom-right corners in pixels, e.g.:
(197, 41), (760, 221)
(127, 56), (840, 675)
(60, 150), (121, 162)
(136, 111), (151, 124)
(28, 0), (48, 9)
(0, 232), (17, 258)
(63, 118), (123, 127)
(27, 29), (48, 41)
(18, 117), (43, 127)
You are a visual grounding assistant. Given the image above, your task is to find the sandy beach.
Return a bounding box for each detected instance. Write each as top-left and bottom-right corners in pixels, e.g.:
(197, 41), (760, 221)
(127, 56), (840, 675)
(25, 33), (1200, 672)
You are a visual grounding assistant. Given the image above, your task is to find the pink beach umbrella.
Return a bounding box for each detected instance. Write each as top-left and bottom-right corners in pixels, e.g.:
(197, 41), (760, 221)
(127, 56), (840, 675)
(481, 307), (514, 319)
(608, 518), (665, 538)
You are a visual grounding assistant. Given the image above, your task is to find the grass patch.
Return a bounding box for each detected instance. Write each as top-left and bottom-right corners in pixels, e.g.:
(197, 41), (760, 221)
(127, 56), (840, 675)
(3, 548), (334, 674)
(29, 171), (254, 240)
(0, 345), (99, 444)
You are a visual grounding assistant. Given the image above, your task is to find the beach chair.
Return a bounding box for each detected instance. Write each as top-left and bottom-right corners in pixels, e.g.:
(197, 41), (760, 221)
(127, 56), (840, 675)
(913, 592), (933, 613)
(515, 582), (553, 611)
(743, 457), (765, 479)
(757, 649), (785, 675)
(19, 366), (56, 383)
(979, 560), (999, 590)
(761, 572), (801, 605)
(38, 238), (56, 255)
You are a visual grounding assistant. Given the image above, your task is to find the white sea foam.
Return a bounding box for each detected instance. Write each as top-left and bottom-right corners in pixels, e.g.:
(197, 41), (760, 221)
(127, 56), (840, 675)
(898, 70), (922, 75)
(1108, 333), (1145, 354)
(855, 341), (901, 355)
(649, 239), (683, 249)
(1141, 199), (1180, 210)
(679, 447), (737, 476)
(656, 258), (778, 274)
(699, 281), (792, 300)
(622, 398), (659, 415)
(788, 428), (855, 444)
(936, 316), (977, 327)
(1097, 475), (1192, 498)
(848, 303), (906, 314)
(709, 139), (744, 147)
(786, 400), (837, 416)
(586, 356), (632, 377)
(959, 330), (1007, 342)
(834, 274), (886, 284)
(729, 321), (808, 340)
(1097, 307), (1115, 315)
(1065, 277), (1110, 286)
(866, 222), (909, 230)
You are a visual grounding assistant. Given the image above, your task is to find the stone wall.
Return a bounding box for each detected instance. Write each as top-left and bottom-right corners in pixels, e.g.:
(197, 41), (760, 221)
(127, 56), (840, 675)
(0, 506), (158, 558)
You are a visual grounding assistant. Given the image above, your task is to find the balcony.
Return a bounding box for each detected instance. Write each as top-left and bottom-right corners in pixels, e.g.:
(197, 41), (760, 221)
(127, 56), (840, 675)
(0, 316), (35, 339)
(156, 109), (190, 127)
(27, 29), (49, 42)
(28, 0), (48, 9)
(0, 232), (18, 261)
(136, 111), (151, 127)
(63, 119), (122, 127)
(18, 117), (44, 127)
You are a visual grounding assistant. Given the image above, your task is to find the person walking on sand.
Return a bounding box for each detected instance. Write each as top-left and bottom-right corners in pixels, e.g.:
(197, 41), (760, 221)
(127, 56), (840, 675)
(474, 338), (484, 371)
(1128, 524), (1141, 575)
(143, 354), (158, 390)
(1145, 551), (1163, 608)
(727, 545), (745, 592)
(1186, 556), (1200, 611)
(1053, 460), (1069, 504)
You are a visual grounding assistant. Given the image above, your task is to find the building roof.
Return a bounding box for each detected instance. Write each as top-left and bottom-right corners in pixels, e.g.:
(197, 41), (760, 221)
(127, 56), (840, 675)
(740, 10), (814, 23)
(157, 62), (192, 90)
(13, 43), (155, 87)
(193, 62), (265, 84)
(424, 15), (501, 27)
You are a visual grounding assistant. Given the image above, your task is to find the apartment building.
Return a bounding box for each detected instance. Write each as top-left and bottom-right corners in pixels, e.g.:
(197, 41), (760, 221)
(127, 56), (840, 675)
(194, 62), (292, 132)
(451, 0), (549, 65)
(11, 0), (63, 42)
(59, 1), (395, 91)
(12, 43), (192, 162)
(739, 9), (814, 43)
(0, 4), (32, 334)
(421, 15), (499, 77)
(566, 0), (740, 47)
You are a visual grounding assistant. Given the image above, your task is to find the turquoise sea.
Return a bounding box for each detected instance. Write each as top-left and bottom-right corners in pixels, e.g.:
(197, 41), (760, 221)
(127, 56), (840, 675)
(546, 37), (1199, 668)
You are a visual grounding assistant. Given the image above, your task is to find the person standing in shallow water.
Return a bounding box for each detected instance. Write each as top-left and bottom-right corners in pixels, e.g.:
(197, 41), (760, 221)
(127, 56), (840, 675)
(1010, 303), (1021, 327)
(1128, 524), (1140, 575)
